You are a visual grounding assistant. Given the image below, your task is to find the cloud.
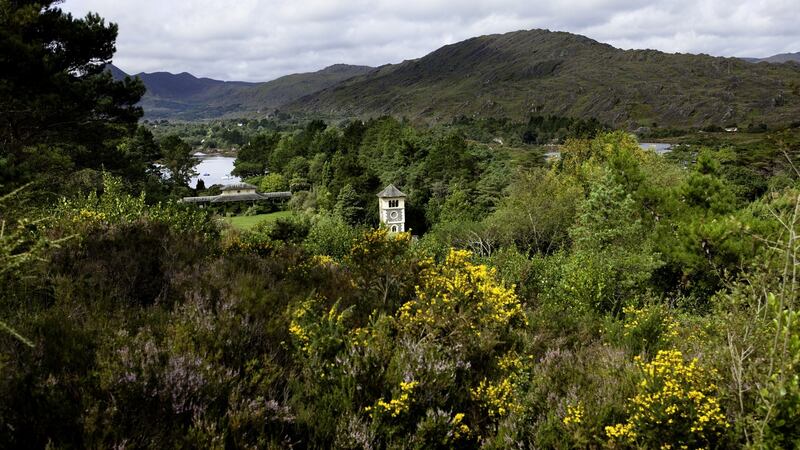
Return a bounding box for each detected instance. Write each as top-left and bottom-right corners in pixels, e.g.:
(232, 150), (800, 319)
(62, 0), (800, 81)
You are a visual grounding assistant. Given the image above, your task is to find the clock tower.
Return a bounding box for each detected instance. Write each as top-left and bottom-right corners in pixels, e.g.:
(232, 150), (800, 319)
(377, 184), (406, 233)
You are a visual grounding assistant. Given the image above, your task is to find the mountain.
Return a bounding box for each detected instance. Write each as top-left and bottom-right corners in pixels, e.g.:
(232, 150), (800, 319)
(743, 52), (800, 64)
(284, 29), (800, 128)
(108, 64), (374, 120)
(106, 63), (130, 81)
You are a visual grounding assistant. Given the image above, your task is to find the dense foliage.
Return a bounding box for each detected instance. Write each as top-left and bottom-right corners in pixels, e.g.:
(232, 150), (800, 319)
(0, 0), (147, 193)
(3, 3), (800, 448)
(3, 128), (800, 447)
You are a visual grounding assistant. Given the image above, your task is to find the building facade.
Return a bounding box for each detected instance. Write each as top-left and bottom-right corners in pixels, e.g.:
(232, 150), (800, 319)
(182, 182), (291, 204)
(377, 184), (406, 233)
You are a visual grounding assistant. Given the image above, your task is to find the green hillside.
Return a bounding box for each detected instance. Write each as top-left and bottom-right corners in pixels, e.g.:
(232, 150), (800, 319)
(286, 29), (800, 128)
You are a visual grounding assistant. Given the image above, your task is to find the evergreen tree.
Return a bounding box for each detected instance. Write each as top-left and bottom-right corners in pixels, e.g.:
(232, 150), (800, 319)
(564, 170), (662, 315)
(159, 135), (196, 188)
(0, 0), (145, 191)
(232, 132), (280, 177)
(334, 183), (363, 225)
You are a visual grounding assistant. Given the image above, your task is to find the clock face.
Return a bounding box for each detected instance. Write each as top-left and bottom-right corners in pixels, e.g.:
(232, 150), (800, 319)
(389, 210), (399, 220)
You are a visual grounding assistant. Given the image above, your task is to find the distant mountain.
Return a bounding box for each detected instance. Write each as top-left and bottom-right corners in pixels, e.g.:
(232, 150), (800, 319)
(284, 29), (800, 128)
(743, 52), (800, 64)
(107, 64), (374, 120)
(106, 64), (129, 81)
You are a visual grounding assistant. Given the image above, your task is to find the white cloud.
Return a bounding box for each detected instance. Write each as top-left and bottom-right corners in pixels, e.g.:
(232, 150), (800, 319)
(62, 0), (800, 81)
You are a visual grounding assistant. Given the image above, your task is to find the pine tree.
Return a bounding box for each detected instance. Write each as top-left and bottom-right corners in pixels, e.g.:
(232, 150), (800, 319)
(0, 1), (145, 191)
(334, 184), (363, 225)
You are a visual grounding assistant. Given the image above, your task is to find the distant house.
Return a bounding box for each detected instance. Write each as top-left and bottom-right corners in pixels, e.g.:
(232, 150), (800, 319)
(182, 182), (291, 204)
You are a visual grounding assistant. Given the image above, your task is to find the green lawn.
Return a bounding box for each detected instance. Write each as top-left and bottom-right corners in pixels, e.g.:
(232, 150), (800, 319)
(223, 211), (293, 230)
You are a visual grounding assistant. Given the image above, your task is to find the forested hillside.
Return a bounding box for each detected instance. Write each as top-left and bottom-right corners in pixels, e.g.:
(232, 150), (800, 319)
(2, 1), (800, 449)
(109, 30), (800, 128)
(287, 29), (800, 128)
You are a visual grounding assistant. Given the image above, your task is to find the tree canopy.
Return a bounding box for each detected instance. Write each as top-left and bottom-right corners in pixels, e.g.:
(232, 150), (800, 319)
(0, 0), (145, 192)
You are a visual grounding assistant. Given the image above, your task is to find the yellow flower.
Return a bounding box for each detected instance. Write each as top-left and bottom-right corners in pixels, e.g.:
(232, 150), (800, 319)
(563, 402), (585, 426)
(369, 380), (419, 417)
(607, 350), (728, 447)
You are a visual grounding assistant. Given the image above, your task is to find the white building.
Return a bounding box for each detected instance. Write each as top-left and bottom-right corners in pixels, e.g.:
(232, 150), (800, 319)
(182, 182), (291, 204)
(377, 184), (406, 233)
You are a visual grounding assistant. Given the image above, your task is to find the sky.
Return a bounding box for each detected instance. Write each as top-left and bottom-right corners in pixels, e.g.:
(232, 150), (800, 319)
(62, 0), (800, 82)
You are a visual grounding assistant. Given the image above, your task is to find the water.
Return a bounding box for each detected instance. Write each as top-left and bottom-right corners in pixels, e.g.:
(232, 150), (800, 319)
(190, 156), (240, 189)
(543, 142), (673, 159)
(638, 143), (673, 154)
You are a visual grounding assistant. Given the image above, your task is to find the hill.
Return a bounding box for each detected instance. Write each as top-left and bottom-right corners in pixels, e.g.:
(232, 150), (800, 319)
(108, 64), (374, 120)
(744, 52), (800, 64)
(284, 29), (800, 128)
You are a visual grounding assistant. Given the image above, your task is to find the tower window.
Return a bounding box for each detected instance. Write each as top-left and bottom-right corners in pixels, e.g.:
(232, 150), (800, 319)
(391, 225), (398, 232)
(389, 200), (399, 208)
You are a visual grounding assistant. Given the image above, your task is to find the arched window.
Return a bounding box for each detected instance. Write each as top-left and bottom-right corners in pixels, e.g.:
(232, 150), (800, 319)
(391, 225), (398, 232)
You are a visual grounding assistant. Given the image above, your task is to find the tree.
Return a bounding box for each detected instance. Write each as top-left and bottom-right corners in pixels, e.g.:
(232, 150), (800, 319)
(563, 170), (662, 315)
(655, 151), (747, 296)
(159, 135), (196, 187)
(488, 169), (583, 254)
(437, 185), (479, 224)
(0, 0), (145, 192)
(259, 173), (288, 193)
(114, 126), (162, 182)
(232, 132), (280, 177)
(334, 184), (363, 225)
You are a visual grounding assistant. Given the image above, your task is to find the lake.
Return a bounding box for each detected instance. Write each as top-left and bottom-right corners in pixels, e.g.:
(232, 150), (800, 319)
(544, 142), (673, 159)
(190, 155), (240, 189)
(639, 142), (673, 154)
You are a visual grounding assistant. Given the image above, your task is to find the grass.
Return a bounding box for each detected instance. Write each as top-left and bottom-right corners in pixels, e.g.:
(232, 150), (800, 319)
(224, 211), (293, 230)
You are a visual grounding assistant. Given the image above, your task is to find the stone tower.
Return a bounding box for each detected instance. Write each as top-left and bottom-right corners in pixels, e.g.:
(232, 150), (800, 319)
(377, 184), (406, 233)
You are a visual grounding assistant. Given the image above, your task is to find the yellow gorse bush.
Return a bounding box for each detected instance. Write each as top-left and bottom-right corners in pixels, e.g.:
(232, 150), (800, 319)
(75, 208), (108, 223)
(563, 402), (585, 426)
(622, 305), (679, 340)
(398, 249), (526, 334)
(472, 352), (527, 418)
(451, 412), (471, 438)
(288, 300), (313, 354)
(348, 228), (411, 261)
(288, 298), (350, 359)
(367, 380), (419, 418)
(606, 349), (728, 448)
(472, 376), (521, 418)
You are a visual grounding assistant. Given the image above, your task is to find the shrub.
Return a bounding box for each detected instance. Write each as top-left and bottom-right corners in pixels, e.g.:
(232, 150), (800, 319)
(606, 350), (728, 448)
(613, 304), (680, 357)
(304, 214), (360, 259)
(253, 213), (311, 244)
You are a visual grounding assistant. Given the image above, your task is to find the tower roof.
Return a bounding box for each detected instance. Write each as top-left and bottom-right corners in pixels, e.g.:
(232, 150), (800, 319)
(377, 184), (406, 198)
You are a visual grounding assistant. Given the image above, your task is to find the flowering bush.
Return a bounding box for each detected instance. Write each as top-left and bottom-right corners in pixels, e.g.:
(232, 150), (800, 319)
(221, 231), (275, 257)
(472, 352), (528, 418)
(563, 402), (585, 427)
(367, 380), (419, 418)
(606, 350), (728, 448)
(398, 249), (526, 338)
(618, 304), (680, 356)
